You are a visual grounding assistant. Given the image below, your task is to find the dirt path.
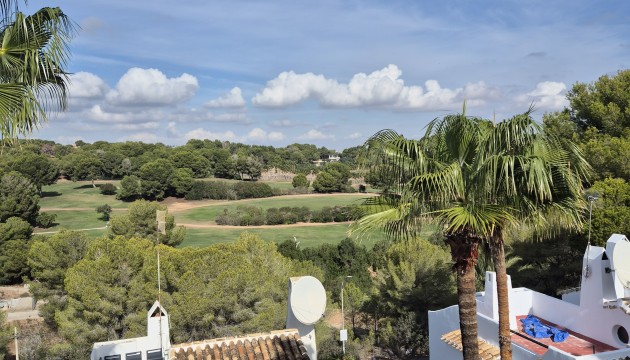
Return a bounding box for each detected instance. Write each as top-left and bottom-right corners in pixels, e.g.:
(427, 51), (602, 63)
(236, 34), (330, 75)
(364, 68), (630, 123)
(164, 193), (375, 213)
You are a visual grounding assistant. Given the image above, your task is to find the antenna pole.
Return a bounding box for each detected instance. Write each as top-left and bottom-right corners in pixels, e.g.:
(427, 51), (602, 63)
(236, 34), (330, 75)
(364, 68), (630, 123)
(156, 213), (163, 359)
(14, 327), (18, 360)
(584, 196), (597, 278)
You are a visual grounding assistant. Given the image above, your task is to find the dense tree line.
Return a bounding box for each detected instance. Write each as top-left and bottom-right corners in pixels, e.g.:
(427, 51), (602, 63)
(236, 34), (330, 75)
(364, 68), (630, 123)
(215, 205), (356, 226)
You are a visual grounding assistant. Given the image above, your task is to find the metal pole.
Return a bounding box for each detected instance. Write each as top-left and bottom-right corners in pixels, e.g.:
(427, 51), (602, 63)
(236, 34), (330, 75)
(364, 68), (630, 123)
(14, 327), (18, 360)
(341, 281), (345, 355)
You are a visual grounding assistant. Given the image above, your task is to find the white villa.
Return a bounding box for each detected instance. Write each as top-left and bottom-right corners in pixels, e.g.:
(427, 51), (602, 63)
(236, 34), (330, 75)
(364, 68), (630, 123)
(429, 234), (630, 359)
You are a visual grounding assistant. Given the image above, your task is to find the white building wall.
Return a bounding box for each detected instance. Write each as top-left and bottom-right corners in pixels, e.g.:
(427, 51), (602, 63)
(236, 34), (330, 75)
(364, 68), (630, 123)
(428, 305), (463, 360)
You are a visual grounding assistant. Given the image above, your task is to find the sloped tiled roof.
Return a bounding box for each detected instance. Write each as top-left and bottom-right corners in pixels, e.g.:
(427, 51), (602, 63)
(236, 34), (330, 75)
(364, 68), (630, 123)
(169, 329), (309, 360)
(441, 330), (500, 360)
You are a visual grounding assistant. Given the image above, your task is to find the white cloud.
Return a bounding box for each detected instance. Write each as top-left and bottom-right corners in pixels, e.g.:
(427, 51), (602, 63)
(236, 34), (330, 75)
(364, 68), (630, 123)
(106, 68), (198, 106)
(252, 65), (499, 110)
(166, 122), (180, 137)
(86, 105), (164, 124)
(112, 122), (160, 131)
(185, 128), (238, 142)
(69, 72), (109, 99)
(297, 129), (335, 140)
(119, 132), (162, 143)
(183, 127), (285, 143)
(516, 81), (568, 110)
(245, 128), (285, 142)
(169, 109), (250, 124)
(268, 131), (285, 141)
(205, 87), (246, 108)
(346, 132), (362, 139)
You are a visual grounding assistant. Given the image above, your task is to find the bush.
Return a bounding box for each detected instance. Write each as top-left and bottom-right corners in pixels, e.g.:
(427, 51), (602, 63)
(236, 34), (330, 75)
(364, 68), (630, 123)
(216, 206), (265, 226)
(312, 207), (334, 223)
(292, 173), (309, 188)
(96, 204), (112, 221)
(99, 183), (117, 195)
(185, 181), (231, 200)
(233, 182), (274, 199)
(358, 184), (366, 193)
(36, 212), (57, 228)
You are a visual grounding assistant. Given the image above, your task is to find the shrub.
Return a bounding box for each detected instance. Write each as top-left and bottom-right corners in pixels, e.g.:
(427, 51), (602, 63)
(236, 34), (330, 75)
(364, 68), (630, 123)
(358, 184), (366, 193)
(312, 207), (334, 223)
(96, 204), (112, 221)
(232, 182), (273, 199)
(185, 181), (231, 200)
(36, 212), (57, 228)
(216, 206), (265, 226)
(99, 183), (117, 195)
(292, 173), (309, 188)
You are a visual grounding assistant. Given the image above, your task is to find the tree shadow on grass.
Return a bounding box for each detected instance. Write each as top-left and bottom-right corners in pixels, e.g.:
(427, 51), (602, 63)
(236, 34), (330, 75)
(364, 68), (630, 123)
(73, 184), (95, 189)
(41, 191), (62, 197)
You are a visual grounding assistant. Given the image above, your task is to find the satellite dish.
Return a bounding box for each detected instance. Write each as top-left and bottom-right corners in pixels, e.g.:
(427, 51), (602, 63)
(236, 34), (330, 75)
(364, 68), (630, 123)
(613, 238), (630, 288)
(289, 276), (326, 325)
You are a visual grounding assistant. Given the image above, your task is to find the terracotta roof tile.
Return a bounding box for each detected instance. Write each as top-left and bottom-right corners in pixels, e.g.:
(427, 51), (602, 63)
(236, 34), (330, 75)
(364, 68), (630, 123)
(170, 329), (309, 360)
(440, 329), (500, 360)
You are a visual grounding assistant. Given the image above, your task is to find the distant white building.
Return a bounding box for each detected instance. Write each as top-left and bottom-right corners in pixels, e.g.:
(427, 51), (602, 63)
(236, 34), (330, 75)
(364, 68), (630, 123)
(429, 234), (630, 359)
(91, 301), (170, 360)
(312, 153), (341, 167)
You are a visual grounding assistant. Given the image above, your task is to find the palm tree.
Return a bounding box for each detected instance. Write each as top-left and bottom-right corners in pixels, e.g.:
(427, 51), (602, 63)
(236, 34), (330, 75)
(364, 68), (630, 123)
(354, 109), (590, 360)
(479, 112), (590, 359)
(0, 1), (74, 142)
(355, 111), (508, 360)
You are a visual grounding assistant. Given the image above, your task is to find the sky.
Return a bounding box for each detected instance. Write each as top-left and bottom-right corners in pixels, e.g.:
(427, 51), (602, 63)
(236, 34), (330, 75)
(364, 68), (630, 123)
(26, 0), (630, 150)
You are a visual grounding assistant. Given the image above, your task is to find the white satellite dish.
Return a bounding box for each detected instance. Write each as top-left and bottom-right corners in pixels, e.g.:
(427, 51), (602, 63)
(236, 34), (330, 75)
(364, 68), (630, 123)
(613, 238), (630, 288)
(289, 276), (326, 325)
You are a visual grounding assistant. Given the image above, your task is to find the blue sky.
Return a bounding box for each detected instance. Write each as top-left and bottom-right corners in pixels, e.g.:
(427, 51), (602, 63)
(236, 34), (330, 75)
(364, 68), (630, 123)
(27, 0), (630, 150)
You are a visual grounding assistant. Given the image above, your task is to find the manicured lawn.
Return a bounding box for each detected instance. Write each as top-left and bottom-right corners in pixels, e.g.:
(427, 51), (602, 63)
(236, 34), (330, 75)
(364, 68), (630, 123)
(33, 209), (109, 234)
(174, 194), (369, 224)
(40, 181), (128, 209)
(179, 223), (386, 248)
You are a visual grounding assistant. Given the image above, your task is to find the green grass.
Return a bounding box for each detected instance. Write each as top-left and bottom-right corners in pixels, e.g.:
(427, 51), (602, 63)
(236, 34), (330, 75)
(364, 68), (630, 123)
(174, 194), (369, 224)
(33, 210), (109, 233)
(40, 181), (128, 209)
(36, 180), (394, 249)
(179, 223), (386, 248)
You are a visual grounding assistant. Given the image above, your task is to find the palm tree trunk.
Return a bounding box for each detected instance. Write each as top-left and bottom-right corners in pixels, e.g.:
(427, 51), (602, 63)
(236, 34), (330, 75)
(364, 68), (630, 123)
(456, 266), (481, 360)
(491, 230), (512, 360)
(447, 234), (481, 360)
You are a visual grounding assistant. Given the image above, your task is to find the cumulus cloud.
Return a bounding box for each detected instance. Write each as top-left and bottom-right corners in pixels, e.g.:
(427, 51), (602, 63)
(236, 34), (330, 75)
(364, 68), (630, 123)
(252, 65), (499, 110)
(86, 105), (164, 124)
(345, 132), (362, 139)
(119, 132), (162, 143)
(69, 72), (109, 99)
(166, 122), (180, 137)
(106, 68), (198, 106)
(185, 128), (238, 142)
(245, 128), (285, 142)
(516, 81), (569, 110)
(297, 129), (335, 140)
(170, 109), (251, 124)
(205, 87), (246, 108)
(184, 127), (285, 143)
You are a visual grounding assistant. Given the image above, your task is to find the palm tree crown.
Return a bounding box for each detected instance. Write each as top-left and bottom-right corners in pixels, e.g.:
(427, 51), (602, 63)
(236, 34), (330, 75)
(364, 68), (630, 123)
(0, 2), (74, 142)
